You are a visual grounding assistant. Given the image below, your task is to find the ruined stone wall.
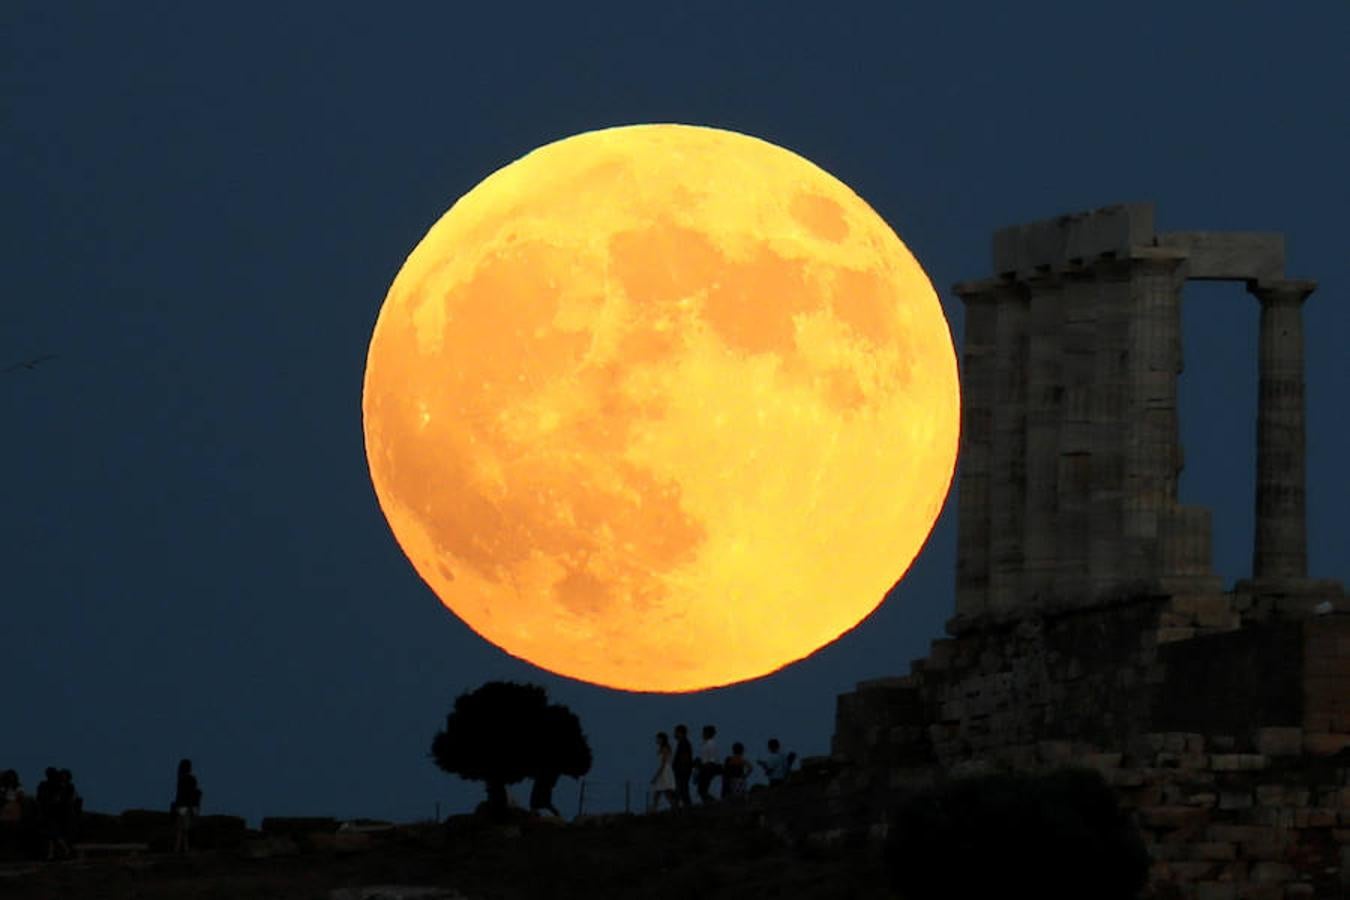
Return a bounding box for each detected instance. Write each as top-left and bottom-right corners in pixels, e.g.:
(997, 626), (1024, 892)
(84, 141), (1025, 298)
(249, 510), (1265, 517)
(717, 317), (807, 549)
(1124, 730), (1349, 898)
(834, 594), (1303, 770)
(1303, 616), (1350, 755)
(1151, 622), (1304, 737)
(831, 608), (1350, 896)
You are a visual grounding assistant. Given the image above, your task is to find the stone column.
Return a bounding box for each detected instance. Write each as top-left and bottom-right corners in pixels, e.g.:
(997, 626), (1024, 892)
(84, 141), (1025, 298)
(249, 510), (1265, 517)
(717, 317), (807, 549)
(1250, 279), (1314, 581)
(1021, 271), (1063, 604)
(989, 281), (1029, 613)
(1125, 251), (1187, 581)
(1088, 259), (1132, 594)
(954, 281), (998, 619)
(1055, 267), (1097, 602)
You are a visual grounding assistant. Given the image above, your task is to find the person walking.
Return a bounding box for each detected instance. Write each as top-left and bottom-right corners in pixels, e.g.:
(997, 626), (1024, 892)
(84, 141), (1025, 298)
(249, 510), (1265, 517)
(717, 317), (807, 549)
(721, 742), (751, 800)
(758, 739), (796, 786)
(171, 759), (202, 854)
(649, 732), (677, 812)
(36, 767), (70, 860)
(671, 724), (694, 808)
(696, 725), (721, 804)
(56, 770), (81, 852)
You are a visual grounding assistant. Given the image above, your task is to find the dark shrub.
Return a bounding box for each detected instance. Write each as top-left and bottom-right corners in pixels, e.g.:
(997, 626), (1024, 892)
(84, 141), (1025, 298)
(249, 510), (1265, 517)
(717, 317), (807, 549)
(886, 767), (1148, 900)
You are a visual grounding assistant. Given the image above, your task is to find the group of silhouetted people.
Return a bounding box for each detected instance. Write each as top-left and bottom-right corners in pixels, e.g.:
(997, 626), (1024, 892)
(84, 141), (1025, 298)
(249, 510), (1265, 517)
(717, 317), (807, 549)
(0, 767), (82, 860)
(0, 760), (201, 861)
(649, 725), (796, 812)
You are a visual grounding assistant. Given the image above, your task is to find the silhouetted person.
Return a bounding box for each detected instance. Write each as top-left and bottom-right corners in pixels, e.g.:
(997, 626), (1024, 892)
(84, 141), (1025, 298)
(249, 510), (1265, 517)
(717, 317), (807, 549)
(172, 759), (201, 853)
(650, 732), (677, 812)
(721, 742), (750, 800)
(529, 770), (561, 817)
(671, 724), (693, 808)
(0, 770), (24, 858)
(758, 739), (796, 786)
(56, 770), (80, 850)
(0, 770), (23, 822)
(696, 724), (720, 803)
(36, 767), (70, 860)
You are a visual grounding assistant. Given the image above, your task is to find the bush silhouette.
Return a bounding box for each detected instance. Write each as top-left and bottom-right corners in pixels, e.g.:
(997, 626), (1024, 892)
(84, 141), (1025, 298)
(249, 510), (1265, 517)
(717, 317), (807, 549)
(431, 681), (592, 817)
(886, 767), (1148, 900)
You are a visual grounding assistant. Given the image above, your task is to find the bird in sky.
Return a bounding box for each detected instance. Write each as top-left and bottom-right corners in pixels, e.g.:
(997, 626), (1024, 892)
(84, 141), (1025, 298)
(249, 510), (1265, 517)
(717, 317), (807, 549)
(3, 354), (58, 374)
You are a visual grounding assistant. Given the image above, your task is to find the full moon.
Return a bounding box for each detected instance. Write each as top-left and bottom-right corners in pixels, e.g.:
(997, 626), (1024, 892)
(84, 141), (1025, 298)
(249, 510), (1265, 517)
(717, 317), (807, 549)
(362, 124), (959, 692)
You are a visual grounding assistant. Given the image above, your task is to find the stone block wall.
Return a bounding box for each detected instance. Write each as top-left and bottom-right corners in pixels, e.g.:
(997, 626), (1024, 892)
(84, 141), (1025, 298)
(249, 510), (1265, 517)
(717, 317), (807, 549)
(1303, 616), (1350, 748)
(831, 602), (1350, 896)
(1151, 620), (1304, 738)
(1106, 732), (1349, 899)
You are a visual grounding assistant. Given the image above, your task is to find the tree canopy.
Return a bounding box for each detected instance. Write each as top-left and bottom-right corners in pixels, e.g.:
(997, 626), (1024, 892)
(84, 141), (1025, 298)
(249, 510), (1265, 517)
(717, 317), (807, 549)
(430, 681), (592, 815)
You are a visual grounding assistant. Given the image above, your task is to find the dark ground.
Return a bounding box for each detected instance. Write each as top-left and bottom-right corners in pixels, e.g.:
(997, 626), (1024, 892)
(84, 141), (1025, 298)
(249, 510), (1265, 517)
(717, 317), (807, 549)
(0, 805), (892, 900)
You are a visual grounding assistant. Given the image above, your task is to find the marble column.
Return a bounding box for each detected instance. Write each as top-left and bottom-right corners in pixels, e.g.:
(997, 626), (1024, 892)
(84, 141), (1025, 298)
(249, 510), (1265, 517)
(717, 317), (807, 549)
(1088, 259), (1133, 594)
(1055, 268), (1097, 602)
(989, 281), (1029, 613)
(1249, 279), (1314, 581)
(1125, 251), (1187, 579)
(1021, 271), (1063, 603)
(954, 282), (998, 619)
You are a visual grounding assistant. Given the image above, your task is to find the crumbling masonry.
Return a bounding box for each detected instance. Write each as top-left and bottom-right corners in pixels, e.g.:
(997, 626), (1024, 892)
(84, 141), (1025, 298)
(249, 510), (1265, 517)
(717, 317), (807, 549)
(830, 204), (1349, 899)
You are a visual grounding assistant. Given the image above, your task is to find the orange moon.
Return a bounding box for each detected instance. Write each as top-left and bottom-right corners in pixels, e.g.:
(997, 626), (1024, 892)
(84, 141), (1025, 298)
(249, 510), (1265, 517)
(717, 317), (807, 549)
(362, 124), (959, 693)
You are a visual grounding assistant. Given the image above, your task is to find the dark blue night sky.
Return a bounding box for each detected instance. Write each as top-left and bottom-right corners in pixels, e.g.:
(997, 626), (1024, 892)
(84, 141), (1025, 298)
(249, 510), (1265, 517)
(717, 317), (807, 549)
(4, 2), (1347, 825)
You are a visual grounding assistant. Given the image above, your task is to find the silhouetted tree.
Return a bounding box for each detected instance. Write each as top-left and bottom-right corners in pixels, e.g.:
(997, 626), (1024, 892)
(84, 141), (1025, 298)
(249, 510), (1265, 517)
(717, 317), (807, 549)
(431, 681), (592, 818)
(886, 767), (1148, 900)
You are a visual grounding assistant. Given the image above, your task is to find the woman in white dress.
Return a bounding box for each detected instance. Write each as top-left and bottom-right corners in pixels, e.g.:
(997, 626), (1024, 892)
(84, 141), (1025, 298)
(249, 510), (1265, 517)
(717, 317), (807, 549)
(650, 732), (677, 812)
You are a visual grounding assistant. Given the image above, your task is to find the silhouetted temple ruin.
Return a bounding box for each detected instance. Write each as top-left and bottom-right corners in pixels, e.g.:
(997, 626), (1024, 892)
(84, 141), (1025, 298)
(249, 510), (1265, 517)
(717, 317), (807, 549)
(827, 204), (1348, 898)
(951, 202), (1333, 620)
